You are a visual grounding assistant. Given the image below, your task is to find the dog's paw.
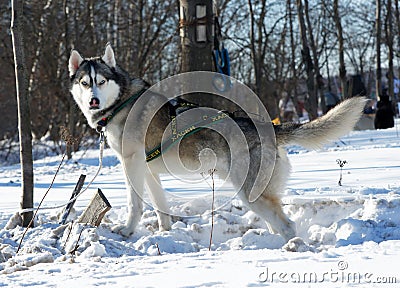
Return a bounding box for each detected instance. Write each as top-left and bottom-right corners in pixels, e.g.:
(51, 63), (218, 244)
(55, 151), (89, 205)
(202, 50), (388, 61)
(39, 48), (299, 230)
(111, 224), (135, 237)
(159, 223), (171, 232)
(283, 237), (315, 252)
(158, 216), (171, 232)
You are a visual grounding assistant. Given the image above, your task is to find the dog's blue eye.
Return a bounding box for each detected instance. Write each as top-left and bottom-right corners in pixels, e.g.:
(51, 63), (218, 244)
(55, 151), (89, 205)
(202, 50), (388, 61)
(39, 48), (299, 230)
(98, 80), (106, 85)
(81, 81), (89, 86)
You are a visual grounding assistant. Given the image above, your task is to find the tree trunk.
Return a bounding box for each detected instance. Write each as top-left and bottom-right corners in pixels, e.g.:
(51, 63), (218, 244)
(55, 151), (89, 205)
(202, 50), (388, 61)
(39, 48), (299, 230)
(247, 0), (281, 119)
(28, 0), (53, 103)
(64, 0), (76, 159)
(322, 5), (332, 94)
(179, 0), (216, 108)
(11, 0), (34, 227)
(304, 0), (326, 113)
(248, 0), (267, 97)
(179, 0), (214, 73)
(88, 0), (97, 46)
(376, 0), (382, 99)
(287, 0), (301, 118)
(248, 0), (260, 96)
(386, 0), (394, 100)
(113, 0), (120, 49)
(395, 0), (400, 77)
(333, 0), (348, 99)
(296, 0), (318, 120)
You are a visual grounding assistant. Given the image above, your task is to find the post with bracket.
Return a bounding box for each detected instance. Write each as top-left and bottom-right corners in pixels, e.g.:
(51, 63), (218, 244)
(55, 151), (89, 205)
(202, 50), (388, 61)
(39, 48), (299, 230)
(179, 0), (234, 111)
(179, 0), (217, 108)
(179, 0), (214, 72)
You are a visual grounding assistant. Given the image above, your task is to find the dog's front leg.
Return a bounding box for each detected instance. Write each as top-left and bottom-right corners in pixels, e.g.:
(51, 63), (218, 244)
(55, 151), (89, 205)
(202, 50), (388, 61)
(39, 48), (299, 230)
(145, 173), (171, 231)
(112, 152), (145, 237)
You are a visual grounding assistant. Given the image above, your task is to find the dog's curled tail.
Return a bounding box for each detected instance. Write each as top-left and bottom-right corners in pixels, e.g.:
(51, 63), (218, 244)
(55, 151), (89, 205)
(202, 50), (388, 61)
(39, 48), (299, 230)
(276, 97), (367, 149)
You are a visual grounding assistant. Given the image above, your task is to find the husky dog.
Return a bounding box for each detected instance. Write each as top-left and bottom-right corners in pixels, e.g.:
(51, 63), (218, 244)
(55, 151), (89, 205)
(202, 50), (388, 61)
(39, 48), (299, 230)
(69, 44), (365, 241)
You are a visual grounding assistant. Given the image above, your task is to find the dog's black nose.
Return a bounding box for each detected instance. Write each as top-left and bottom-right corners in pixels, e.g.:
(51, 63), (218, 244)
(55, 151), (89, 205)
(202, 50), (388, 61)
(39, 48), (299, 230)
(89, 97), (100, 109)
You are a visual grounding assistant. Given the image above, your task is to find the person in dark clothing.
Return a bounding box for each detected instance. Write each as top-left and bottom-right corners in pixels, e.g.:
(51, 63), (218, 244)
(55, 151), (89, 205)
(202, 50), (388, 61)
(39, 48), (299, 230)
(324, 91), (340, 112)
(348, 74), (367, 97)
(374, 94), (395, 129)
(363, 99), (376, 115)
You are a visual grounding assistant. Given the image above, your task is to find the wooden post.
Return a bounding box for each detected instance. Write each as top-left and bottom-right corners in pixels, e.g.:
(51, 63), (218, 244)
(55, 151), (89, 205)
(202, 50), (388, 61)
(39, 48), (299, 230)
(60, 174), (86, 224)
(78, 189), (111, 227)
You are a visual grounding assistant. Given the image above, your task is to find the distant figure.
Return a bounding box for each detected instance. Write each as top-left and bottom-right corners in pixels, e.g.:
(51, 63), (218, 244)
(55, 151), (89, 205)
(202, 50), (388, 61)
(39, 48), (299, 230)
(348, 74), (367, 97)
(393, 77), (400, 102)
(324, 91), (340, 112)
(374, 95), (395, 129)
(279, 95), (296, 122)
(384, 72), (400, 102)
(354, 98), (376, 131)
(363, 99), (376, 116)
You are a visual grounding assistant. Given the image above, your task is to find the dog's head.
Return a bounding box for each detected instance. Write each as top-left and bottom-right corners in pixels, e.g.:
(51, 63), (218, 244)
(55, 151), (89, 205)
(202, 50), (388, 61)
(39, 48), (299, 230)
(68, 44), (122, 127)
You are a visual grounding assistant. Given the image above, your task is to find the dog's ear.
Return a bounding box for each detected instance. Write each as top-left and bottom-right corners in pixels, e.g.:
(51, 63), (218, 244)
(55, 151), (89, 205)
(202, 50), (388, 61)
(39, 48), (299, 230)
(69, 50), (84, 77)
(102, 44), (116, 68)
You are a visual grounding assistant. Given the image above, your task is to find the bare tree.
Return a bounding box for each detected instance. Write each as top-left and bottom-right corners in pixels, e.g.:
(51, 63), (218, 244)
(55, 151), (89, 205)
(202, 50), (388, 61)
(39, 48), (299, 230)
(341, 2), (375, 77)
(248, 0), (266, 97)
(0, 0), (395, 155)
(304, 0), (326, 112)
(245, 1), (289, 119)
(386, 0), (394, 100)
(297, 0), (318, 119)
(287, 0), (302, 117)
(376, 0), (383, 99)
(1, 0), (179, 148)
(395, 0), (400, 77)
(11, 0), (34, 227)
(333, 0), (348, 99)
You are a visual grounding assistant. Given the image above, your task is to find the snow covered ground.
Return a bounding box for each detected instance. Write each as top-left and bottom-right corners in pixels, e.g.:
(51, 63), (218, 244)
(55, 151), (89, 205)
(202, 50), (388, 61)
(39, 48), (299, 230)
(1, 122), (400, 287)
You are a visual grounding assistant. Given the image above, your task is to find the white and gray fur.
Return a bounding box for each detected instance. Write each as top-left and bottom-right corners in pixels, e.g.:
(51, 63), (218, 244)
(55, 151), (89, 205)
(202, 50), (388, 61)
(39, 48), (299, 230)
(69, 44), (366, 241)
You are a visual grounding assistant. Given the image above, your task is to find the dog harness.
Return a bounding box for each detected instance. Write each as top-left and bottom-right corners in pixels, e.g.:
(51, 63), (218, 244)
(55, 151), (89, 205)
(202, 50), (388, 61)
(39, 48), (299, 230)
(96, 88), (147, 133)
(96, 88), (230, 163)
(145, 110), (229, 162)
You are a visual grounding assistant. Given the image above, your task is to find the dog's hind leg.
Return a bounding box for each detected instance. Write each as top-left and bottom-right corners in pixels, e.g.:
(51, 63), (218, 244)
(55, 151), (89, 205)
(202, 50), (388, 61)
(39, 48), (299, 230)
(234, 179), (296, 242)
(145, 173), (171, 231)
(244, 193), (296, 242)
(232, 147), (296, 242)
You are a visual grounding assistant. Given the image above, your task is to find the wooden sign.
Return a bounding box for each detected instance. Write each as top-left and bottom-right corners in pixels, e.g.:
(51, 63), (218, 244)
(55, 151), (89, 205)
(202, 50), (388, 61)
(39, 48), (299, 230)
(78, 189), (111, 226)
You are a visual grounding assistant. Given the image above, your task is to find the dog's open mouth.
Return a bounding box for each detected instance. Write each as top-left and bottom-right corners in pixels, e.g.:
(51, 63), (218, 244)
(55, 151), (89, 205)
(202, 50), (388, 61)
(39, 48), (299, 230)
(89, 97), (100, 110)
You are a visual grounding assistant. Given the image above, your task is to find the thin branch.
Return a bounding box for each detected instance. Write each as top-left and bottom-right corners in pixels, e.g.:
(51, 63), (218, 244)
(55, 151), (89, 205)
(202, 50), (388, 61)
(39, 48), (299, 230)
(17, 152), (66, 253)
(17, 126), (77, 253)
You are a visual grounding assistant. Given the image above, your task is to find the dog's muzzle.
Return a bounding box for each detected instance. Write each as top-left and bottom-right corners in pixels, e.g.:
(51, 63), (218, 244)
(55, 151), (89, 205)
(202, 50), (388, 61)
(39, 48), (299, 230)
(89, 97), (100, 110)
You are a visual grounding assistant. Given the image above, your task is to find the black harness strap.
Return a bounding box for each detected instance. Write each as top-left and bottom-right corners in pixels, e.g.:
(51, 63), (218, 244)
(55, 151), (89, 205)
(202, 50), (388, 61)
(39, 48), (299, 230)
(146, 111), (229, 162)
(96, 88), (147, 132)
(95, 88), (230, 163)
